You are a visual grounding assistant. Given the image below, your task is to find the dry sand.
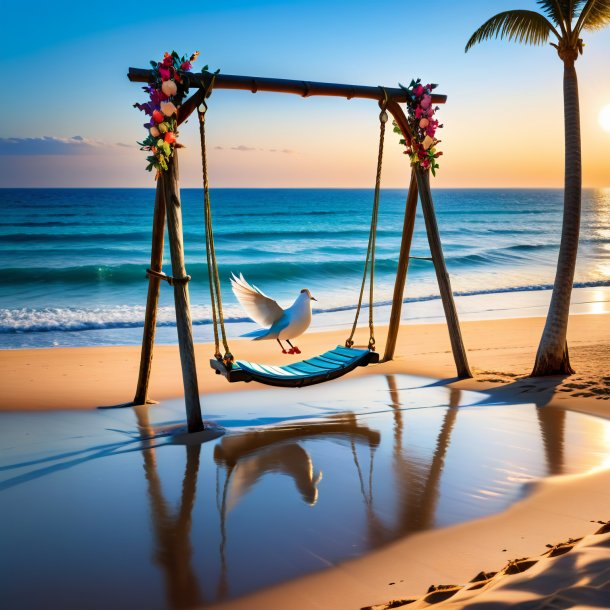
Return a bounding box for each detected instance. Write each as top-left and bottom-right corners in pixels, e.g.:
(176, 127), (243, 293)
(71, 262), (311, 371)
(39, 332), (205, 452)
(2, 313), (609, 412)
(1, 312), (609, 609)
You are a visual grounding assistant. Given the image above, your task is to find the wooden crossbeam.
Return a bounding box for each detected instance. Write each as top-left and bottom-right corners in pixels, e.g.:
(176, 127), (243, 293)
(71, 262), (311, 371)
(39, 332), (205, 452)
(127, 68), (447, 105)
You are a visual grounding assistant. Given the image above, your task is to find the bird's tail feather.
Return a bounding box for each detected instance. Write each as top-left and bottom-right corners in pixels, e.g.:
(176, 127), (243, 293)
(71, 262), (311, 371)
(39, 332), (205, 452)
(241, 328), (270, 339)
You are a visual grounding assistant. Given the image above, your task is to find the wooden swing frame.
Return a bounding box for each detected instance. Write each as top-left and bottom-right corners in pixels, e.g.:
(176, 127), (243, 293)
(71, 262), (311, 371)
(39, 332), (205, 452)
(127, 68), (472, 433)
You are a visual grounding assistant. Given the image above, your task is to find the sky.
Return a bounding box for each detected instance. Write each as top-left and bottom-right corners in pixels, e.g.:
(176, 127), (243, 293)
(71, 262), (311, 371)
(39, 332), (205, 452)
(1, 0), (609, 188)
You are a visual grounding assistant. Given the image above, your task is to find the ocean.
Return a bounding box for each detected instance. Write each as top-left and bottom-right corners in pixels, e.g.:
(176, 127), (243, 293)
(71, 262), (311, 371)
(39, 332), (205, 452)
(1, 188), (609, 349)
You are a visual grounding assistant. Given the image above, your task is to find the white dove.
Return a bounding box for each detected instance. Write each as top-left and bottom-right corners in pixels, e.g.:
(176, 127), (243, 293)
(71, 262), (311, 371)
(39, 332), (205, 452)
(230, 273), (316, 354)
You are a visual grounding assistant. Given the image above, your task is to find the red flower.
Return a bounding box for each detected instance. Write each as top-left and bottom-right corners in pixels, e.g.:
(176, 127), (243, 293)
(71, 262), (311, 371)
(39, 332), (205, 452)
(152, 110), (164, 124)
(180, 61), (192, 71)
(164, 132), (177, 145)
(159, 66), (171, 81)
(162, 53), (173, 67)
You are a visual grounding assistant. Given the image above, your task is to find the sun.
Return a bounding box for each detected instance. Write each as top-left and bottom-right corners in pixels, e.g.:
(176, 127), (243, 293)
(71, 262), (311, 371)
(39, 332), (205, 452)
(599, 104), (610, 133)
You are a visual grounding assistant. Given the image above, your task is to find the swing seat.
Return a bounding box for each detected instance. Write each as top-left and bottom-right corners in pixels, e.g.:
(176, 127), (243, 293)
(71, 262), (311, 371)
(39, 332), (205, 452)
(210, 345), (379, 388)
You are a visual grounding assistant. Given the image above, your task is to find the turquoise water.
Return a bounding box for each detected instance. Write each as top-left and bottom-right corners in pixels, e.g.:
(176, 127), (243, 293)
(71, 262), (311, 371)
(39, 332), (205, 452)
(0, 188), (609, 348)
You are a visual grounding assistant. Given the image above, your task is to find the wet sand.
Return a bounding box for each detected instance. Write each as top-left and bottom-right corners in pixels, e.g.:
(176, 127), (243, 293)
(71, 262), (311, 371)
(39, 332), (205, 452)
(1, 313), (609, 609)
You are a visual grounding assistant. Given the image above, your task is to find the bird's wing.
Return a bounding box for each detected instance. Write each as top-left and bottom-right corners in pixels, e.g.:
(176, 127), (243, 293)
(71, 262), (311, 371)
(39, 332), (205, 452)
(230, 273), (284, 327)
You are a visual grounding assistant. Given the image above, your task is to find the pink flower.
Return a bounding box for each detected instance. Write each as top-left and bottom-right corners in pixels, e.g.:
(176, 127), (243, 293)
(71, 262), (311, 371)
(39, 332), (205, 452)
(150, 126), (160, 138)
(421, 158), (431, 169)
(180, 61), (192, 71)
(420, 94), (432, 110)
(413, 84), (424, 97)
(415, 106), (424, 119)
(159, 66), (171, 81)
(419, 118), (429, 129)
(161, 80), (178, 96)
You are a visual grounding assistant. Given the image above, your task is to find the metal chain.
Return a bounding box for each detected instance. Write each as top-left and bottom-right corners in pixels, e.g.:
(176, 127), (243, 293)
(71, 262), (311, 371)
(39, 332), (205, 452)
(345, 91), (388, 351)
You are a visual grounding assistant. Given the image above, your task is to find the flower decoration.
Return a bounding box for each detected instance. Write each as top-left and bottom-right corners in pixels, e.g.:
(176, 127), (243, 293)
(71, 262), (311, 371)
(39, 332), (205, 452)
(393, 79), (443, 176)
(134, 51), (202, 174)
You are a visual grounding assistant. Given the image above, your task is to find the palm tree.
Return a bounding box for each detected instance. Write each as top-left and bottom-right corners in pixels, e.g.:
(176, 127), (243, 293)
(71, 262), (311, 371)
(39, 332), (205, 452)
(465, 1), (610, 376)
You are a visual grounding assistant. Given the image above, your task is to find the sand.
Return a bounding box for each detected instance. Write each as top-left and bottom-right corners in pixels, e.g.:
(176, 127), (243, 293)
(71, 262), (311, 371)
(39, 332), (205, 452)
(1, 312), (609, 609)
(2, 313), (609, 412)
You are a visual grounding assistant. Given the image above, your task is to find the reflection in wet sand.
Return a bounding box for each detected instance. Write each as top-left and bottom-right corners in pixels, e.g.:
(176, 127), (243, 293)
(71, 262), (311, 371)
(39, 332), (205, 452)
(212, 413), (381, 600)
(59, 377), (608, 609)
(537, 407), (566, 476)
(369, 377), (461, 545)
(135, 406), (202, 609)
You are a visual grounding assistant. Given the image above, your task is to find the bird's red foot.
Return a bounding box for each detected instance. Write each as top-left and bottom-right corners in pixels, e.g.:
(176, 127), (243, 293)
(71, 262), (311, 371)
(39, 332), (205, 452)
(292, 346), (301, 354)
(281, 349), (288, 354)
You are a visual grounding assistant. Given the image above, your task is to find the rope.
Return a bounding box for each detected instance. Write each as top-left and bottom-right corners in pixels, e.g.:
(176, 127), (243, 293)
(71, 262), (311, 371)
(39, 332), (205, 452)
(197, 74), (233, 367)
(345, 90), (388, 351)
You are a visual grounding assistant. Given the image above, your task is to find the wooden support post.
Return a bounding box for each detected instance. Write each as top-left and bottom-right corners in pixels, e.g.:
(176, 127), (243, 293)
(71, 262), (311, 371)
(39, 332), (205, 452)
(162, 151), (204, 432)
(133, 181), (167, 405)
(384, 169), (418, 362)
(416, 168), (472, 378)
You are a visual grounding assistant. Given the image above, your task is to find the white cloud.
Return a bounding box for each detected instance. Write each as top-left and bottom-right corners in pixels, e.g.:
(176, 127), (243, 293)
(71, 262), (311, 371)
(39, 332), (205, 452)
(0, 136), (131, 156)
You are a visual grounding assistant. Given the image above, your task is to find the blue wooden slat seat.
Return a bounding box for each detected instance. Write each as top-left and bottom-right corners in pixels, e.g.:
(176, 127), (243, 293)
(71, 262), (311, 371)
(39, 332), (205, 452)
(210, 346), (379, 388)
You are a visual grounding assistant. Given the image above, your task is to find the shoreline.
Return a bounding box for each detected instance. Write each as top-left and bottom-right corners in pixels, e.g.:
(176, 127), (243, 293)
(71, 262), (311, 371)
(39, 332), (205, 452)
(2, 285), (609, 350)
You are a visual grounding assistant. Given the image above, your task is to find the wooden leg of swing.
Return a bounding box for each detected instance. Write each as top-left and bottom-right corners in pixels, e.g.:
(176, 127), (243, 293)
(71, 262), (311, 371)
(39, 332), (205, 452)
(163, 151), (204, 433)
(133, 180), (167, 406)
(416, 167), (472, 378)
(384, 169), (418, 362)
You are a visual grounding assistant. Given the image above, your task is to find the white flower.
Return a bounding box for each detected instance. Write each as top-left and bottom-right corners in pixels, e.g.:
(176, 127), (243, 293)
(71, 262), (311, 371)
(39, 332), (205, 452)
(161, 101), (177, 117)
(161, 80), (178, 97)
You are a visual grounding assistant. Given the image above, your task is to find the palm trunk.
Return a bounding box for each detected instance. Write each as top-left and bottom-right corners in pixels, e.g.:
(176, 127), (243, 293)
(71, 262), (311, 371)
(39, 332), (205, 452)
(531, 59), (581, 376)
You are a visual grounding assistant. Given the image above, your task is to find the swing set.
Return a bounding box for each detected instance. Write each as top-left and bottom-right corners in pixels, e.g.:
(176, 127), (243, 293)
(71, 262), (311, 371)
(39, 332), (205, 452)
(127, 67), (472, 432)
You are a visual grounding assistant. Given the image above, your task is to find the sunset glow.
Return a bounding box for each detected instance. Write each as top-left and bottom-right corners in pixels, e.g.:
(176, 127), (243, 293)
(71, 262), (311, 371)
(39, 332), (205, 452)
(600, 104), (610, 133)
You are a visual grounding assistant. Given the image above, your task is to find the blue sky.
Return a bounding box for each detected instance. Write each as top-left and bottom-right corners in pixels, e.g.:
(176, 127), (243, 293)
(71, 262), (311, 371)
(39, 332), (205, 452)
(1, 0), (609, 187)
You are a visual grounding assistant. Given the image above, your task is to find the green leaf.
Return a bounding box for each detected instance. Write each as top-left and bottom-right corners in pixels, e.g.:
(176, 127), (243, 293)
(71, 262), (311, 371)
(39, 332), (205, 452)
(465, 10), (558, 52)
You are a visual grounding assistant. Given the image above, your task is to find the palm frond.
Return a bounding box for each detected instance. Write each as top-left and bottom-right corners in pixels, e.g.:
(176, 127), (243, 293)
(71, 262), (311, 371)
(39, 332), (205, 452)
(575, 0), (610, 31)
(536, 0), (572, 29)
(465, 10), (560, 52)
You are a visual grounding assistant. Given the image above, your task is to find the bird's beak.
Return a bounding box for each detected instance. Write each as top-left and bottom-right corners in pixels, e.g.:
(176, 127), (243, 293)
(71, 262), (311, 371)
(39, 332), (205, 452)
(311, 296), (317, 301)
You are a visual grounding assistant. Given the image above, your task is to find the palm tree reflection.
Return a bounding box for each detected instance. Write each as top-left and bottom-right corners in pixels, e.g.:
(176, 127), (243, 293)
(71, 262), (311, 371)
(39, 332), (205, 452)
(537, 407), (566, 476)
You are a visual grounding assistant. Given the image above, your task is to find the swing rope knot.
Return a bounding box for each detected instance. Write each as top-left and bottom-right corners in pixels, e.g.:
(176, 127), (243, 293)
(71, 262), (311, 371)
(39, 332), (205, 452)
(223, 352), (234, 370)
